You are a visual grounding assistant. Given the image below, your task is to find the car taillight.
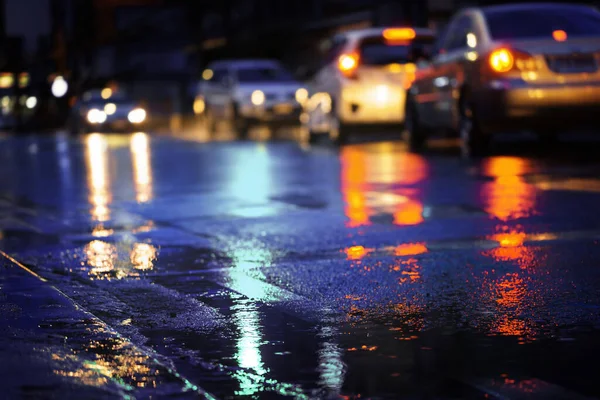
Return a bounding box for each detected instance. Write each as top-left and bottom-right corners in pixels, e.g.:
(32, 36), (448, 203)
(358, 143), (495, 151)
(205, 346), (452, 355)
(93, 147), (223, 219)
(489, 48), (514, 73)
(488, 48), (537, 73)
(338, 52), (359, 79)
(552, 29), (567, 42)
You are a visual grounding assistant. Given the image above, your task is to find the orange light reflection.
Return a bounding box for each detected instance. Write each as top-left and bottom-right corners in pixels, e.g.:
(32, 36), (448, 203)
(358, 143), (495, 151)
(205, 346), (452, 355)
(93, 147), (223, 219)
(85, 134), (112, 222)
(340, 144), (428, 228)
(394, 243), (427, 257)
(481, 157), (537, 221)
(344, 245), (372, 260)
(340, 147), (371, 227)
(480, 157), (541, 339)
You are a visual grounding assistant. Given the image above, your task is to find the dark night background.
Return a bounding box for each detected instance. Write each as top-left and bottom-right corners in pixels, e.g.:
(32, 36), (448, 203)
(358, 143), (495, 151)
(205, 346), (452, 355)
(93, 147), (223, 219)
(0, 0), (597, 131)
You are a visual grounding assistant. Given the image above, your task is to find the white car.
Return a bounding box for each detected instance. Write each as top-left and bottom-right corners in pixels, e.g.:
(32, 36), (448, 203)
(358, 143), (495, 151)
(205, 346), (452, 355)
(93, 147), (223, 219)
(196, 59), (307, 138)
(304, 27), (435, 144)
(70, 89), (147, 133)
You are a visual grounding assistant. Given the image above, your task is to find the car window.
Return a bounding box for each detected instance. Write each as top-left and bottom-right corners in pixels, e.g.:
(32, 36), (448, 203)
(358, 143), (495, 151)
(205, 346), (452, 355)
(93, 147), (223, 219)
(236, 67), (296, 83)
(324, 36), (348, 65)
(432, 24), (450, 55)
(210, 68), (228, 84)
(445, 15), (476, 51)
(484, 5), (600, 40)
(358, 36), (435, 65)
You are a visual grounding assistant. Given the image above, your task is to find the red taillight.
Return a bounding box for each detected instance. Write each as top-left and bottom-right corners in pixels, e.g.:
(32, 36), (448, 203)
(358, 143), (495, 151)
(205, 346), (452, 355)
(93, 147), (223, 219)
(488, 48), (537, 73)
(338, 52), (359, 78)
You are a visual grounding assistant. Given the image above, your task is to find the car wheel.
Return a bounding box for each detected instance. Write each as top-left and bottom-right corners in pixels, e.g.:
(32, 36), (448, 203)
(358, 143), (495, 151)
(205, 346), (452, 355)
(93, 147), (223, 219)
(307, 128), (322, 144)
(204, 108), (217, 138)
(404, 95), (426, 152)
(459, 94), (490, 159)
(233, 117), (250, 140)
(231, 104), (251, 140)
(329, 113), (350, 146)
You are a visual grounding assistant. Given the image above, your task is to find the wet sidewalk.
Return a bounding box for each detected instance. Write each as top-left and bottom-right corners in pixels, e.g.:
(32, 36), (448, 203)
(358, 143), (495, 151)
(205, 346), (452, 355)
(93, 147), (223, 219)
(0, 252), (215, 399)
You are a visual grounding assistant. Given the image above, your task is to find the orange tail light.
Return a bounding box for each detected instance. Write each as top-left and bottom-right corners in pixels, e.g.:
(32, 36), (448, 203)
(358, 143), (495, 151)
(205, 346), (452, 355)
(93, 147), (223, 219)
(338, 52), (360, 78)
(488, 48), (536, 73)
(383, 28), (416, 41)
(489, 48), (514, 73)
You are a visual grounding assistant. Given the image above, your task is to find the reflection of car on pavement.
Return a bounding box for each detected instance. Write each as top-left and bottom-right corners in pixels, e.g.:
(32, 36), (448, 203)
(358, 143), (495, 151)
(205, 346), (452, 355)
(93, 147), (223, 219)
(405, 3), (600, 158)
(304, 27), (435, 144)
(197, 59), (306, 139)
(69, 89), (147, 134)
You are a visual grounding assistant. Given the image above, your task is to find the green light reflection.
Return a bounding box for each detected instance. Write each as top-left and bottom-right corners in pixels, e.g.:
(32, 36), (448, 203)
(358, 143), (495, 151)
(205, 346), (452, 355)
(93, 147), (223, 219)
(229, 246), (273, 397)
(317, 326), (346, 395)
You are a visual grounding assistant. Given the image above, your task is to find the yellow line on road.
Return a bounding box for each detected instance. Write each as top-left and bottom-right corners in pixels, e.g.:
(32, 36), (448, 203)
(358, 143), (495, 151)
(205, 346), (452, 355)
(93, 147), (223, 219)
(0, 249), (48, 282)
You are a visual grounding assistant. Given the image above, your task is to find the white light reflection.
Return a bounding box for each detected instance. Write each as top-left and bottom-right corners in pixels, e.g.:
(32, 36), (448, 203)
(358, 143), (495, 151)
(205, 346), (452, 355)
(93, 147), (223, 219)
(228, 246), (273, 396)
(230, 144), (272, 205)
(130, 132), (153, 203)
(130, 243), (157, 271)
(317, 326), (346, 396)
(85, 134), (111, 222)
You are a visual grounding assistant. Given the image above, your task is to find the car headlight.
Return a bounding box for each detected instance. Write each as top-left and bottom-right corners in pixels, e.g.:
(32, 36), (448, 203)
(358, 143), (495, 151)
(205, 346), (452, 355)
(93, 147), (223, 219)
(87, 108), (107, 124)
(295, 88), (308, 104)
(104, 103), (116, 115)
(251, 90), (265, 106)
(128, 108), (146, 124)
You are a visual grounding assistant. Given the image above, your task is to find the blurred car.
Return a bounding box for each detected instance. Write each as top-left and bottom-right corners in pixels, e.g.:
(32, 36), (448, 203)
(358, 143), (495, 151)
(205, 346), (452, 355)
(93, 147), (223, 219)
(69, 89), (147, 134)
(303, 27), (435, 144)
(197, 59), (306, 138)
(405, 3), (600, 158)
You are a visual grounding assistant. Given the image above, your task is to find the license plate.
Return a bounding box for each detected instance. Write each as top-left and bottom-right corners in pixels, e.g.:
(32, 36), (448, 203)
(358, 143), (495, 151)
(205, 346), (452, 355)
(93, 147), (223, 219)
(547, 54), (597, 73)
(273, 104), (293, 114)
(113, 120), (127, 129)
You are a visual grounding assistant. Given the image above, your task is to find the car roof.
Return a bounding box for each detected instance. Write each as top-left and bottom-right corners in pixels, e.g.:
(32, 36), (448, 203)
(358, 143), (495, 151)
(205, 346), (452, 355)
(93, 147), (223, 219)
(334, 27), (435, 41)
(478, 2), (596, 15)
(207, 59), (282, 70)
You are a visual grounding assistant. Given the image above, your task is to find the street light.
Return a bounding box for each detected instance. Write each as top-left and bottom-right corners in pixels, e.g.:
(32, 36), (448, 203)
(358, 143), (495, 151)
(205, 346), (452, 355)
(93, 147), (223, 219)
(51, 76), (68, 98)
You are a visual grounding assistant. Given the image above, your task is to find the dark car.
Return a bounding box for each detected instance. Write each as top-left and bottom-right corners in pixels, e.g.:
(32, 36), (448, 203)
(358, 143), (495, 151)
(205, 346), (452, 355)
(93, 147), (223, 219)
(69, 89), (148, 134)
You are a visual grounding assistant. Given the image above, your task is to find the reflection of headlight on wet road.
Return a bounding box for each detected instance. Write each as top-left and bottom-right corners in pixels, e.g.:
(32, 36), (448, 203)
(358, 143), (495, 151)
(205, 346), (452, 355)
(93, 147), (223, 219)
(128, 108), (146, 124)
(87, 108), (107, 124)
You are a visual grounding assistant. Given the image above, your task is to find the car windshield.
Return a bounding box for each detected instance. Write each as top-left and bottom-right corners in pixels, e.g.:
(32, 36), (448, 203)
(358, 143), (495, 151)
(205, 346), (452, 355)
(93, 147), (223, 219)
(359, 36), (435, 65)
(236, 67), (296, 83)
(485, 6), (600, 40)
(84, 97), (134, 106)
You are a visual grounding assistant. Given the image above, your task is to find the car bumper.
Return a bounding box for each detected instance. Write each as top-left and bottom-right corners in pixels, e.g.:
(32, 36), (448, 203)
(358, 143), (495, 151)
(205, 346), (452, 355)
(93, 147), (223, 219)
(474, 80), (600, 133)
(239, 103), (302, 125)
(86, 120), (146, 132)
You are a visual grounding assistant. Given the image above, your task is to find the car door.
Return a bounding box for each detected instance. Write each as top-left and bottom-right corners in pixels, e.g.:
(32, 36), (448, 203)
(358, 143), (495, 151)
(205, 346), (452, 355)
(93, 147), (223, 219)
(410, 25), (450, 128)
(433, 13), (477, 130)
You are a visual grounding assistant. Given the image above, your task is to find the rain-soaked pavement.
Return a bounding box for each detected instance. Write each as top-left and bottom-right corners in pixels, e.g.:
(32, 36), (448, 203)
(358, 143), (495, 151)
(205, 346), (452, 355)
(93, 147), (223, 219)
(1, 129), (600, 399)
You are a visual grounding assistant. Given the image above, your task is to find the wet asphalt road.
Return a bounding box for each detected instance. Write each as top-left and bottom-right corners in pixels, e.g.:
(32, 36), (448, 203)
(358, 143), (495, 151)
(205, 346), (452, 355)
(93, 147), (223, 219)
(1, 129), (600, 399)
